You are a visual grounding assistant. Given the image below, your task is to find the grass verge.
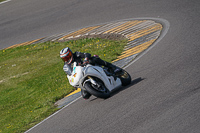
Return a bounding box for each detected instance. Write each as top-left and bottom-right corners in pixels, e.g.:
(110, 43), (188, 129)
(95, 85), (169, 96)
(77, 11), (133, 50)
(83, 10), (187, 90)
(0, 38), (127, 133)
(0, 0), (6, 3)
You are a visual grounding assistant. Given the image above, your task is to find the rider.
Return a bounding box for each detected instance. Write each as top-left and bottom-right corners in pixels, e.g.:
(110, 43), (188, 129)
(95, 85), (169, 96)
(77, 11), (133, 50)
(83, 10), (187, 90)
(60, 47), (121, 76)
(60, 47), (121, 99)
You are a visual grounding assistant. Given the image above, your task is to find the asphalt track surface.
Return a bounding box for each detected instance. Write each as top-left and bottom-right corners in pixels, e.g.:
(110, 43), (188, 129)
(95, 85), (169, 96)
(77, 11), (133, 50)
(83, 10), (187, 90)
(1, 0), (200, 133)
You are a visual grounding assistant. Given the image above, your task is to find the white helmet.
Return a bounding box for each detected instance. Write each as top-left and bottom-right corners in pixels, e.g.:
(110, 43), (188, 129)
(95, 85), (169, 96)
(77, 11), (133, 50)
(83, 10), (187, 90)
(60, 47), (73, 64)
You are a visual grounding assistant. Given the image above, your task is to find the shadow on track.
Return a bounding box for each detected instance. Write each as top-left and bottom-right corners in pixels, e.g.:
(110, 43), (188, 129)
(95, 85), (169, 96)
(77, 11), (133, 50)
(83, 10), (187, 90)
(89, 77), (145, 101)
(110, 77), (145, 97)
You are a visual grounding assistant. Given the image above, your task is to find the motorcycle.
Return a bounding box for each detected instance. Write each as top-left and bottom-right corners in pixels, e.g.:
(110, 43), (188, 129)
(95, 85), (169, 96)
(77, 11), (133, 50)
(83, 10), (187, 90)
(67, 62), (131, 99)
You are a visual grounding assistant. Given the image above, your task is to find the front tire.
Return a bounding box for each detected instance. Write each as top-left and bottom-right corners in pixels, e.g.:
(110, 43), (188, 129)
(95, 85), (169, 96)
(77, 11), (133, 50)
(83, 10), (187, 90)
(84, 81), (110, 99)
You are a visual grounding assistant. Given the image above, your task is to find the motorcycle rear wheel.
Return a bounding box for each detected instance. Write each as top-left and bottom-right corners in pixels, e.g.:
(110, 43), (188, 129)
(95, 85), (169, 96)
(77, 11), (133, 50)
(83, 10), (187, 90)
(84, 81), (110, 99)
(116, 69), (131, 86)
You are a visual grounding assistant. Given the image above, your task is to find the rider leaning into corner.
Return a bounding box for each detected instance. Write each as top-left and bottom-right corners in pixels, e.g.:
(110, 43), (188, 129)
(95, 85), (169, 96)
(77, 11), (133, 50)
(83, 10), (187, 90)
(60, 47), (121, 99)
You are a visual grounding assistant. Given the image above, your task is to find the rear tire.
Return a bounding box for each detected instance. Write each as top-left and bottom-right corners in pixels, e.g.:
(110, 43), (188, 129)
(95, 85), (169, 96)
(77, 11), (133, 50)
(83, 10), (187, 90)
(84, 81), (110, 99)
(116, 69), (131, 86)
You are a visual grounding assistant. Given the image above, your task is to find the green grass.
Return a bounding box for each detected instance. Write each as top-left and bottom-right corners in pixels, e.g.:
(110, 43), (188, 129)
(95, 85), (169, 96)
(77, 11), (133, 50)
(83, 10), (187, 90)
(0, 0), (6, 3)
(0, 38), (127, 133)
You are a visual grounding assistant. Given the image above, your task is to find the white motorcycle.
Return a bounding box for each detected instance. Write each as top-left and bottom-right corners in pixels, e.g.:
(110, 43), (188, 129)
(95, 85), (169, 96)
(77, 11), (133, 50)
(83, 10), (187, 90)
(67, 62), (131, 99)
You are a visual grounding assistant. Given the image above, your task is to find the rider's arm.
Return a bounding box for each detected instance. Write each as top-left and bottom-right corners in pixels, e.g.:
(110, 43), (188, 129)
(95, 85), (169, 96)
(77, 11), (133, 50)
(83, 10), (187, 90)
(63, 63), (73, 75)
(75, 52), (91, 59)
(75, 52), (91, 65)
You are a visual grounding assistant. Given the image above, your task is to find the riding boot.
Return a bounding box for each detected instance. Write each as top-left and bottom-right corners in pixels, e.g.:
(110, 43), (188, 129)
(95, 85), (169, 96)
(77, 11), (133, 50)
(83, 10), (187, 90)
(81, 90), (91, 99)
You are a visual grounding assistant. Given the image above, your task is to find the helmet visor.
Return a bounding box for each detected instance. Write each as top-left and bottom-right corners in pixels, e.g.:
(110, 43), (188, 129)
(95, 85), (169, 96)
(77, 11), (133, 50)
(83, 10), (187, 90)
(61, 51), (72, 63)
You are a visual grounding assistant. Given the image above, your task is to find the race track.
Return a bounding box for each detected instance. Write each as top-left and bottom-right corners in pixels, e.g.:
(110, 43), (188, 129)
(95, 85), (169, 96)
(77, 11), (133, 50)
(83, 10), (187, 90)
(1, 0), (200, 133)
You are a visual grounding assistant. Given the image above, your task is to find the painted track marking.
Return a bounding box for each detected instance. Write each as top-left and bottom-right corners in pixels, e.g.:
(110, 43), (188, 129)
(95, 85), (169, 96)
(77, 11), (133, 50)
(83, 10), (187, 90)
(0, 0), (11, 5)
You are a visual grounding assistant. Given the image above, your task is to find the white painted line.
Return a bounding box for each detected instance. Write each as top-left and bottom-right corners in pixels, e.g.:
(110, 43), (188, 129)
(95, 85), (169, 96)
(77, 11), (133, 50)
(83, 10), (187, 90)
(0, 0), (11, 5)
(25, 96), (82, 133)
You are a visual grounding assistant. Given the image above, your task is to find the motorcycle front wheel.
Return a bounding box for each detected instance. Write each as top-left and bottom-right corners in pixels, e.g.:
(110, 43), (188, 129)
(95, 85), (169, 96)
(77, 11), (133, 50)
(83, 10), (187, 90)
(84, 80), (110, 99)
